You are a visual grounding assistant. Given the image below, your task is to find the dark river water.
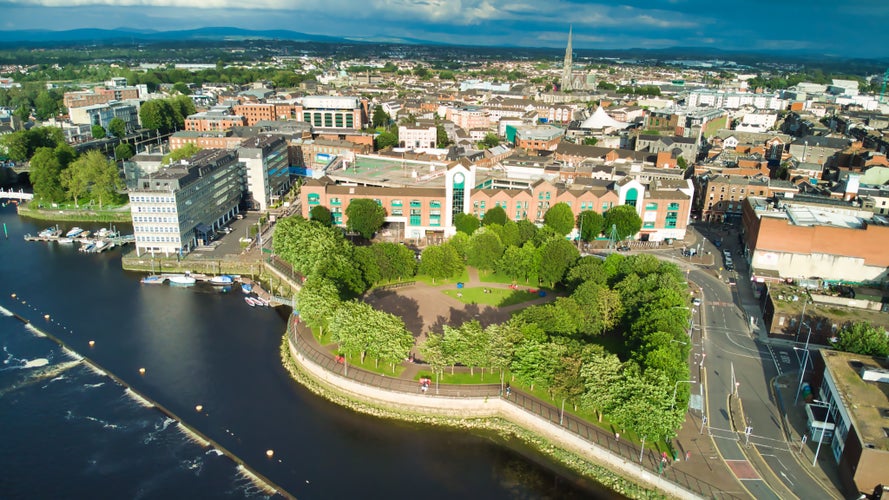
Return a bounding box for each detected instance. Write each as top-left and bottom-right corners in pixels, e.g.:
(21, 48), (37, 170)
(0, 204), (613, 499)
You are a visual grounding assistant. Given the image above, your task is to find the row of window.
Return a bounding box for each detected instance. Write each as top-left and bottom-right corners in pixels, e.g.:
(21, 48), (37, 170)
(645, 202), (682, 211)
(135, 206), (176, 213)
(136, 235), (180, 243)
(132, 195), (174, 203)
(135, 226), (179, 234)
(133, 216), (176, 223)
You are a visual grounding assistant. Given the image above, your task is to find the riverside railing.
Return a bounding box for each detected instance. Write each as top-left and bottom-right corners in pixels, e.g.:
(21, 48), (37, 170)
(286, 316), (736, 499)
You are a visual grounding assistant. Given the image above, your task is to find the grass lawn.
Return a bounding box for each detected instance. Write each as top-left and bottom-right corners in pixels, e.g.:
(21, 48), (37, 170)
(313, 328), (406, 377)
(442, 286), (542, 307)
(413, 368), (504, 385)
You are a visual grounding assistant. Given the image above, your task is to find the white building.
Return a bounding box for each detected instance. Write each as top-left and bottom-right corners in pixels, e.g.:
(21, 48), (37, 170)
(398, 124), (437, 149)
(238, 134), (291, 211)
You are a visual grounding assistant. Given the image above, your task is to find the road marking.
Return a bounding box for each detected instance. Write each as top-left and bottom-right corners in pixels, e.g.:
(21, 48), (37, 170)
(766, 344), (783, 375)
(726, 459), (760, 479)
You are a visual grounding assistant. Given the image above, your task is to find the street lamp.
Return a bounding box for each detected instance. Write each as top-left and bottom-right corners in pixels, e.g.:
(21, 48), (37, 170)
(794, 323), (813, 404)
(811, 398), (833, 467)
(671, 380), (695, 410)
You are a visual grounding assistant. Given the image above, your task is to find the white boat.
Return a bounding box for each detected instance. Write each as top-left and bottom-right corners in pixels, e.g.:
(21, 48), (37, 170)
(255, 297), (270, 307)
(79, 243), (95, 253)
(141, 275), (166, 284)
(209, 275), (234, 286)
(57, 237), (74, 244)
(39, 226), (60, 238)
(244, 297), (257, 307)
(168, 275), (196, 285)
(241, 283), (253, 294)
(94, 240), (107, 250)
(66, 227), (84, 238)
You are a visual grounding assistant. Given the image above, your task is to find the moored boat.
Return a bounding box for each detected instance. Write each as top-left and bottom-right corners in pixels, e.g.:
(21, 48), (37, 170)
(241, 283), (253, 294)
(244, 297), (257, 307)
(66, 227), (85, 238)
(209, 275), (234, 286)
(140, 275), (166, 284)
(57, 237), (74, 244)
(39, 226), (60, 238)
(168, 275), (197, 285)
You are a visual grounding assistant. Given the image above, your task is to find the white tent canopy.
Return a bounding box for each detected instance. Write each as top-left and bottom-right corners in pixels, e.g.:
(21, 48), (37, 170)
(579, 106), (630, 130)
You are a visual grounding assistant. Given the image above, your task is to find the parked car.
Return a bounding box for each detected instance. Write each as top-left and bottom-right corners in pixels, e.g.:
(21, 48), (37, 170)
(617, 245), (631, 252)
(692, 297), (702, 307)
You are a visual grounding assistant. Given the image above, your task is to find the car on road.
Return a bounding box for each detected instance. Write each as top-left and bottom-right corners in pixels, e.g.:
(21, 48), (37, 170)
(692, 297), (702, 307)
(728, 277), (737, 286)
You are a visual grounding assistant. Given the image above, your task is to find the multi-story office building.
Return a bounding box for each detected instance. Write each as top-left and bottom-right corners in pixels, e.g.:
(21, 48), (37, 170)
(185, 108), (248, 132)
(63, 86), (141, 109)
(299, 154), (693, 243)
(238, 134), (291, 211)
(299, 96), (364, 131)
(128, 149), (243, 257)
(398, 123), (437, 149)
(69, 101), (139, 133)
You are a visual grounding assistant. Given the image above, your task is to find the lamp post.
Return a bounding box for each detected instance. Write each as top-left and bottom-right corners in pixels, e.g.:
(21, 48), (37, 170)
(671, 380), (695, 410)
(794, 323), (813, 404)
(811, 398), (833, 467)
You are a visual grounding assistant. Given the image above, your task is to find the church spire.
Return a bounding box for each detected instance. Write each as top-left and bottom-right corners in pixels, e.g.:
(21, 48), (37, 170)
(561, 25), (574, 92)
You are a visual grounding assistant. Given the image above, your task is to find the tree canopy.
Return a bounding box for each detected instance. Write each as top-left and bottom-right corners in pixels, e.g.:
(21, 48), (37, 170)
(833, 322), (889, 356)
(604, 205), (643, 241)
(544, 202), (575, 236)
(345, 198), (387, 239)
(309, 205), (334, 227)
(482, 205), (507, 226)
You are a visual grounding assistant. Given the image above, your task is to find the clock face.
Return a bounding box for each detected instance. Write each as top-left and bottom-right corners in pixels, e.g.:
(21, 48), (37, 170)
(454, 172), (465, 184)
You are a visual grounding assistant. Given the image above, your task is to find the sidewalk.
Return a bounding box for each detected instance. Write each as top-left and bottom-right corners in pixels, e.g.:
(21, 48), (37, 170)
(771, 373), (846, 497)
(668, 410), (750, 497)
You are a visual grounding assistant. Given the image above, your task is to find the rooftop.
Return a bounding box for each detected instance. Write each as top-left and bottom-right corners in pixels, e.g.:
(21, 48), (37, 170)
(821, 349), (889, 452)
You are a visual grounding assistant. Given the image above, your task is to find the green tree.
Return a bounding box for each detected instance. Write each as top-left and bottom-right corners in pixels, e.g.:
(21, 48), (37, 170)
(418, 244), (463, 283)
(833, 322), (889, 356)
(482, 205), (507, 226)
(371, 242), (417, 282)
(375, 130), (398, 150)
(565, 256), (607, 290)
(582, 137), (598, 146)
(572, 281), (623, 335)
(537, 238), (580, 287)
(91, 124), (106, 139)
(603, 204), (642, 241)
(480, 133), (500, 149)
(544, 202), (575, 236)
(371, 105), (390, 129)
(315, 251), (367, 298)
(446, 231), (470, 259)
(309, 205), (334, 226)
(577, 210), (604, 241)
(162, 143), (202, 165)
(345, 198), (387, 239)
(34, 90), (60, 120)
(114, 143), (134, 161)
(436, 124), (450, 148)
(516, 219), (537, 246)
(60, 157), (90, 207)
(454, 212), (480, 235)
(108, 117), (127, 138)
(69, 150), (122, 208)
(467, 229), (504, 272)
(28, 147), (65, 202)
(580, 346), (622, 421)
(172, 82), (191, 95)
(676, 156), (688, 169)
(273, 216), (348, 277)
(297, 276), (341, 336)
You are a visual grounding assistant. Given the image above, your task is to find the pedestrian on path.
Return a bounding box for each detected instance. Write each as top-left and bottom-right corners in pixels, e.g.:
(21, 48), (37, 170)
(615, 432), (620, 442)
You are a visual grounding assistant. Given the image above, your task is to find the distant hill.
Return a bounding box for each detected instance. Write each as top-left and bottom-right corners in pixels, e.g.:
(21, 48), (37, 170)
(0, 27), (344, 44)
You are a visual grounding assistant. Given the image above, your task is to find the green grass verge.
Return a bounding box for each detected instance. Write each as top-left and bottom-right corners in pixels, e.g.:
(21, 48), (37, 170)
(414, 368), (504, 385)
(442, 286), (541, 307)
(312, 327), (406, 377)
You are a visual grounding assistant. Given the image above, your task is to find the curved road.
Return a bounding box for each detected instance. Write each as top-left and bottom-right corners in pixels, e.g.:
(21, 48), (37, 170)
(686, 226), (840, 500)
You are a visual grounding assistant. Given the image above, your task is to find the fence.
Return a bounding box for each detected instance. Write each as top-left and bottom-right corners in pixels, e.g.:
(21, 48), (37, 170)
(286, 316), (737, 499)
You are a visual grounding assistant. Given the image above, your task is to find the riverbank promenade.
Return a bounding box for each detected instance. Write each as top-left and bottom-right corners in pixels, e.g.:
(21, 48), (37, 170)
(285, 272), (749, 499)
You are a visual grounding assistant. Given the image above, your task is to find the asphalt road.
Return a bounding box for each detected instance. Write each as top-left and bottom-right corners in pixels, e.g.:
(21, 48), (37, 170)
(688, 225), (837, 500)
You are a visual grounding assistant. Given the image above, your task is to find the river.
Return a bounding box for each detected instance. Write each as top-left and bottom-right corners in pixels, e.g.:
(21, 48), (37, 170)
(0, 204), (611, 499)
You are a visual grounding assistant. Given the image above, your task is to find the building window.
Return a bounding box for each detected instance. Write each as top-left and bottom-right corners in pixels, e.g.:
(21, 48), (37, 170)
(643, 222), (656, 229)
(645, 202), (658, 210)
(308, 193), (320, 205)
(330, 197), (341, 206)
(391, 199), (403, 207)
(668, 202), (680, 210)
(409, 209), (422, 226)
(430, 200), (441, 208)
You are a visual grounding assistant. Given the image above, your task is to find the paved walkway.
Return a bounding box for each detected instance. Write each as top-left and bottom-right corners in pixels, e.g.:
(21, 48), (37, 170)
(359, 274), (749, 498)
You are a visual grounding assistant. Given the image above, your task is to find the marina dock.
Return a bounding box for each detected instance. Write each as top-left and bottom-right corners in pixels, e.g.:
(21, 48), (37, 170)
(24, 228), (134, 253)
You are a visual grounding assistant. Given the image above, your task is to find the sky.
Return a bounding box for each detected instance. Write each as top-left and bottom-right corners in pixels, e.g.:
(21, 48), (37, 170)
(1, 0), (888, 58)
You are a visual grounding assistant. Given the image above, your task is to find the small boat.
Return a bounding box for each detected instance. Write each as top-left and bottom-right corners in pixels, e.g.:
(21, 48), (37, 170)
(79, 243), (96, 253)
(254, 297), (270, 307)
(244, 297), (257, 307)
(57, 237), (74, 244)
(168, 275), (196, 285)
(241, 283), (253, 294)
(141, 275), (166, 284)
(94, 240), (107, 250)
(39, 226), (60, 238)
(209, 275), (234, 286)
(66, 227), (84, 238)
